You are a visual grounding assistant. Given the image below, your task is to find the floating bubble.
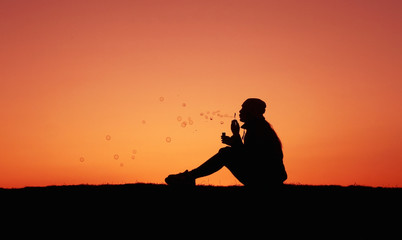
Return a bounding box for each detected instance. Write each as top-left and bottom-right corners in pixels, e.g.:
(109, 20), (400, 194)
(200, 112), (204, 116)
(220, 121), (224, 124)
(177, 116), (182, 121)
(79, 157), (85, 163)
(120, 163), (124, 167)
(182, 103), (186, 107)
(188, 118), (194, 125)
(114, 154), (119, 160)
(204, 115), (209, 119)
(181, 121), (187, 128)
(159, 96), (164, 102)
(166, 137), (172, 143)
(132, 149), (137, 154)
(105, 135), (111, 141)
(142, 120), (146, 124)
(131, 155), (136, 160)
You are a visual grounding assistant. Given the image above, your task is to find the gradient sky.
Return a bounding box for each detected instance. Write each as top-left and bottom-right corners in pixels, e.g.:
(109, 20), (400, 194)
(1, 0), (401, 188)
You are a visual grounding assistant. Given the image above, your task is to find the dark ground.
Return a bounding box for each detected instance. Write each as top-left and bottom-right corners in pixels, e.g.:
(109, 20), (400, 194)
(2, 183), (401, 203)
(1, 183), (401, 236)
(2, 183), (401, 206)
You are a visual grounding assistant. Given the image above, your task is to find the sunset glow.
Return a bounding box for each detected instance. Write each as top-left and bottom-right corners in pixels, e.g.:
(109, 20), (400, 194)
(1, 0), (401, 188)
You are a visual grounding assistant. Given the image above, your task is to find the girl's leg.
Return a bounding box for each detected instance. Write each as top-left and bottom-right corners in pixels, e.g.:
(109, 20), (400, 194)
(189, 147), (233, 179)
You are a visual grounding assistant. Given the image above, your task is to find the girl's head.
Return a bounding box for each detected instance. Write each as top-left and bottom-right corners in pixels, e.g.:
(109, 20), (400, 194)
(239, 98), (266, 122)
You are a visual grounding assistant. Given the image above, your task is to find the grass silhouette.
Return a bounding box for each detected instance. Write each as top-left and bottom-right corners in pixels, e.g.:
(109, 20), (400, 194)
(1, 183), (400, 235)
(2, 183), (400, 205)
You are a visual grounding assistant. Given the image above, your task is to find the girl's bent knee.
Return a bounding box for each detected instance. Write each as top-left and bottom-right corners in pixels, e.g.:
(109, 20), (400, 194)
(218, 147), (232, 154)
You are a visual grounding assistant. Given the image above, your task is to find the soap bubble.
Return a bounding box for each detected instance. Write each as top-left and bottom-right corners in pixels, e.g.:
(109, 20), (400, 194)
(105, 135), (111, 141)
(120, 163), (124, 167)
(177, 116), (182, 121)
(79, 157), (85, 163)
(181, 121), (187, 128)
(131, 155), (136, 160)
(159, 96), (164, 102)
(114, 154), (119, 160)
(188, 118), (194, 125)
(142, 120), (146, 124)
(200, 113), (204, 116)
(220, 121), (224, 124)
(166, 137), (172, 143)
(182, 103), (186, 107)
(132, 149), (137, 154)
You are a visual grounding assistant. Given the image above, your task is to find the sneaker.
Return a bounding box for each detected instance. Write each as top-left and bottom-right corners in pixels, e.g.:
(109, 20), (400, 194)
(165, 170), (195, 186)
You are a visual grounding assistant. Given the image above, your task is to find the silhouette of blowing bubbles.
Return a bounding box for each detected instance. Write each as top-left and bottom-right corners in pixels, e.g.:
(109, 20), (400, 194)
(165, 98), (287, 187)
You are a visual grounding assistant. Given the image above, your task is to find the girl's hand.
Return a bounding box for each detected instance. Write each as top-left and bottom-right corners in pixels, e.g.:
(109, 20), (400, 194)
(221, 135), (232, 146)
(231, 120), (240, 135)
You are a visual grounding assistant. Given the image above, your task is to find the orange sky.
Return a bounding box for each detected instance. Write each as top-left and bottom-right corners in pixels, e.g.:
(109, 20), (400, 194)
(1, 0), (401, 188)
